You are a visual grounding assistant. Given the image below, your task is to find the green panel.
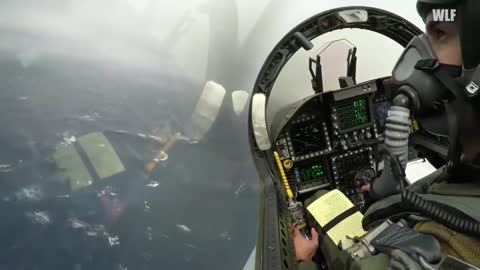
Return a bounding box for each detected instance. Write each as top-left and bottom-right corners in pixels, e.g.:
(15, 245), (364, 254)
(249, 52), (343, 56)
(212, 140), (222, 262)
(337, 98), (369, 130)
(79, 132), (125, 179)
(53, 143), (93, 191)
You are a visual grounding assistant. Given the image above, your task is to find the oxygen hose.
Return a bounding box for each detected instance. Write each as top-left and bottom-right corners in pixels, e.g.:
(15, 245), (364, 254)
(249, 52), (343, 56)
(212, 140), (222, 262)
(367, 91), (480, 236)
(371, 106), (411, 199)
(382, 147), (480, 238)
(384, 106), (410, 168)
(401, 191), (480, 237)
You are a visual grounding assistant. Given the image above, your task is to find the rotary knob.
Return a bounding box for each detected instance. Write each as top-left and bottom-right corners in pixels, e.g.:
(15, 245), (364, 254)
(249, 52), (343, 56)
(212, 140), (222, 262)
(283, 159), (293, 170)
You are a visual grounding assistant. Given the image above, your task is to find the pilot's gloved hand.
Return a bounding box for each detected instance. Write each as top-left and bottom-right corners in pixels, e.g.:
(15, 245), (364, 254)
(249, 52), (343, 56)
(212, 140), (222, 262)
(292, 224), (319, 262)
(389, 250), (424, 270)
(360, 184), (371, 193)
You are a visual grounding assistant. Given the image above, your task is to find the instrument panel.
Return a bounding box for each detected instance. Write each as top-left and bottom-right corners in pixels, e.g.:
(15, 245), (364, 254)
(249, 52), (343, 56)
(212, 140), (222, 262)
(273, 79), (391, 208)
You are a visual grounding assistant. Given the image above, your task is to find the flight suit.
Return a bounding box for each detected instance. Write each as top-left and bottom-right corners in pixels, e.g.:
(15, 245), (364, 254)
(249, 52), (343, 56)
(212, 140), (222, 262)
(298, 166), (480, 270)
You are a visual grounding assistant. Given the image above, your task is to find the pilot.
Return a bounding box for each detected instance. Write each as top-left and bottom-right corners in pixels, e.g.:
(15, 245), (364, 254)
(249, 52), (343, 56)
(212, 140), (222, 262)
(295, 0), (480, 269)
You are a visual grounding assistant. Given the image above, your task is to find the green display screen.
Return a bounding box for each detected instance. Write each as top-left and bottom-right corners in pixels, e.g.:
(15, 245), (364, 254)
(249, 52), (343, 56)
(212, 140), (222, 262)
(336, 98), (370, 130)
(299, 163), (325, 182)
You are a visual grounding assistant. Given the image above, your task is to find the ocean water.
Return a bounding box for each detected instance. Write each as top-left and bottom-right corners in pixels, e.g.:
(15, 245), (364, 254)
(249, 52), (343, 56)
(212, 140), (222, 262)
(0, 54), (259, 270)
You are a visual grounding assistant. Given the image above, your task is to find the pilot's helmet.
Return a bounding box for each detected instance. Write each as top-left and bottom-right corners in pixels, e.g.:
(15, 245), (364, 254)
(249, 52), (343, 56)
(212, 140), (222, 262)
(417, 0), (480, 69)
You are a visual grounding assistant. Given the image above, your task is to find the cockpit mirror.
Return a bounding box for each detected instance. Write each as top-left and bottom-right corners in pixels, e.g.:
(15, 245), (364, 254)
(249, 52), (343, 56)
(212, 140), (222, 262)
(317, 9), (368, 33)
(337, 9), (369, 23)
(318, 14), (342, 32)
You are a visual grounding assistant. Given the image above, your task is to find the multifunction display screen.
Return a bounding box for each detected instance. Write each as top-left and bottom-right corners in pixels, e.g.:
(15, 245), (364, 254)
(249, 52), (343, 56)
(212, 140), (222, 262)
(335, 98), (370, 130)
(296, 160), (326, 183)
(290, 120), (327, 156)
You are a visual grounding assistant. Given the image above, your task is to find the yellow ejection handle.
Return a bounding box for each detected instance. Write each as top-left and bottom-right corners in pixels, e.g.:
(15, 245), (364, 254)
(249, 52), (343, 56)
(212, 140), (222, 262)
(145, 132), (182, 172)
(273, 151), (294, 200)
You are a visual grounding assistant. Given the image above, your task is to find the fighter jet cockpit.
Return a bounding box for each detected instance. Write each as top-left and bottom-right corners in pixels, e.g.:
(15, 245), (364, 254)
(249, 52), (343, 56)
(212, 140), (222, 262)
(3, 1), (475, 269)
(248, 7), (450, 270)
